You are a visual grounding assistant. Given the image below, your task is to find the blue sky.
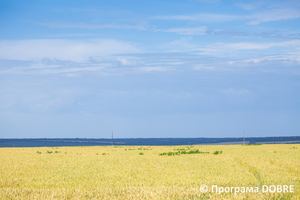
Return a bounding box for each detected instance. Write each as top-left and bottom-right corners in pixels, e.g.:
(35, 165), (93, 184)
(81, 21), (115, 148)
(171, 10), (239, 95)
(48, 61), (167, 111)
(0, 0), (299, 138)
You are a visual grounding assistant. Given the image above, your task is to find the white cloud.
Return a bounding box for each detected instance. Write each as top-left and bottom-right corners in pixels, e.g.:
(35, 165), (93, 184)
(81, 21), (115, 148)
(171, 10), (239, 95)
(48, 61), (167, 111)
(246, 20), (261, 25)
(208, 40), (300, 51)
(152, 13), (239, 22)
(0, 39), (139, 62)
(245, 53), (300, 64)
(247, 8), (300, 25)
(161, 39), (300, 57)
(164, 26), (207, 35)
(192, 0), (220, 3)
(162, 37), (200, 51)
(0, 62), (111, 75)
(153, 6), (300, 25)
(193, 64), (215, 71)
(89, 56), (103, 62)
(38, 21), (146, 30)
(116, 57), (138, 66)
(237, 1), (268, 10)
(137, 67), (169, 72)
(221, 89), (251, 97)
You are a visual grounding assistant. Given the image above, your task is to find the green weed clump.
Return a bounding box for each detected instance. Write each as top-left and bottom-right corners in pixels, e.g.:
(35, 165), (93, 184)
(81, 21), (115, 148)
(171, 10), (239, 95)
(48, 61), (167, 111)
(139, 152), (144, 155)
(180, 149), (209, 154)
(159, 149), (209, 156)
(159, 152), (180, 156)
(36, 151), (41, 154)
(138, 147), (152, 150)
(46, 151), (53, 154)
(213, 151), (222, 155)
(174, 148), (187, 151)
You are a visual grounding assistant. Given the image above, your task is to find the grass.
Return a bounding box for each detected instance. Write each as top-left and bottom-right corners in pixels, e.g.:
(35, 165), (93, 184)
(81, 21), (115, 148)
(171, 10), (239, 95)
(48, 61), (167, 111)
(0, 144), (299, 199)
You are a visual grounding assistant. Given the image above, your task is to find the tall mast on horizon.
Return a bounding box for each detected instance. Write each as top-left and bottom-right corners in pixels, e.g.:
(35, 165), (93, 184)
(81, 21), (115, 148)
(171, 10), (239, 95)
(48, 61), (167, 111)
(112, 131), (113, 146)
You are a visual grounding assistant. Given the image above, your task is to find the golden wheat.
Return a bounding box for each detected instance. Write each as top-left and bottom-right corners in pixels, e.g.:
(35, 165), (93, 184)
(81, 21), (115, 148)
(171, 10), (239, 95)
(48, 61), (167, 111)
(0, 144), (299, 199)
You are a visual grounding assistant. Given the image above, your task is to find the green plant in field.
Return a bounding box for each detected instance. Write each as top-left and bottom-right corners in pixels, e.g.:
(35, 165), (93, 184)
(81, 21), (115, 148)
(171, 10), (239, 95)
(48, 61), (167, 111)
(55, 151), (60, 153)
(139, 152), (144, 155)
(159, 149), (209, 156)
(36, 151), (41, 154)
(102, 153), (106, 155)
(138, 147), (151, 151)
(159, 151), (180, 156)
(169, 152), (179, 156)
(213, 151), (222, 155)
(46, 150), (52, 154)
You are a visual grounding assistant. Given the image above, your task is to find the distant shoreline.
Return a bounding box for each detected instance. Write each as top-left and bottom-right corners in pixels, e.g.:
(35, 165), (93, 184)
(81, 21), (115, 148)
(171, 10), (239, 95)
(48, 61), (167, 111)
(1, 136), (300, 147)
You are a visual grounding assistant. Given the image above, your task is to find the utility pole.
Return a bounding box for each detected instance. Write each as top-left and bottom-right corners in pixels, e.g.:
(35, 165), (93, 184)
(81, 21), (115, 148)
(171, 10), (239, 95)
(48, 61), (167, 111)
(112, 131), (113, 146)
(243, 131), (245, 145)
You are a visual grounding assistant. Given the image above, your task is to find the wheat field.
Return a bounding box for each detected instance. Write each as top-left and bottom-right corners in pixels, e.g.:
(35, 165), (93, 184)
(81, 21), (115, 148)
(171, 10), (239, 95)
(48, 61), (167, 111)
(0, 144), (299, 199)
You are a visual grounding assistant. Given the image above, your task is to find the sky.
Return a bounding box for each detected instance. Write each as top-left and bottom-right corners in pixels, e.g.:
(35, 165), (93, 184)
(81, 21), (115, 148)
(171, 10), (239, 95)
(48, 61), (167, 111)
(0, 0), (299, 138)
